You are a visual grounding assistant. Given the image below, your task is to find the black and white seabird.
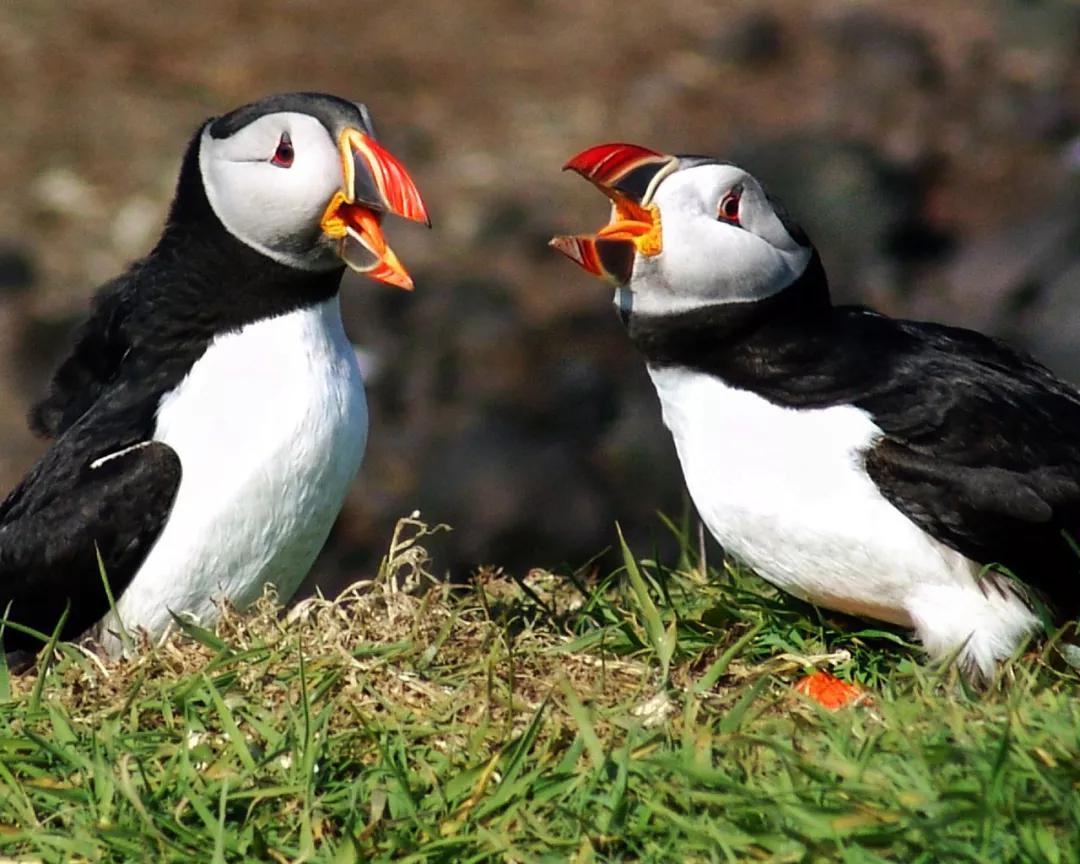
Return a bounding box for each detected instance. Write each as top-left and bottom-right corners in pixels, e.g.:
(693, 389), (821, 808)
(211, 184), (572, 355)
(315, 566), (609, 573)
(0, 92), (429, 654)
(552, 142), (1080, 681)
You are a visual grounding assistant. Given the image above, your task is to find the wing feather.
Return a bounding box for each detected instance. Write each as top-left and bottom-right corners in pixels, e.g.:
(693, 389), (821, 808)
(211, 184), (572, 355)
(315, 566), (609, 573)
(0, 441), (180, 650)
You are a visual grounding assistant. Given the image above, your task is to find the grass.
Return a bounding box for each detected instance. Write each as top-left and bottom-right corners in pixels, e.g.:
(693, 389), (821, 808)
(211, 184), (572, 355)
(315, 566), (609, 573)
(0, 514), (1078, 863)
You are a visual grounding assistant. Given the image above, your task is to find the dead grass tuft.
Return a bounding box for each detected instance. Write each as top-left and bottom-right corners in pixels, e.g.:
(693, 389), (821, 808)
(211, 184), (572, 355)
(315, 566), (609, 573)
(9, 516), (686, 755)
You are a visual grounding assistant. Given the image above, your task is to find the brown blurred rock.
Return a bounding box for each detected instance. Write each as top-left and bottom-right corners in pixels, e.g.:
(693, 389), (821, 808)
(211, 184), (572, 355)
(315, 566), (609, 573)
(712, 11), (785, 69)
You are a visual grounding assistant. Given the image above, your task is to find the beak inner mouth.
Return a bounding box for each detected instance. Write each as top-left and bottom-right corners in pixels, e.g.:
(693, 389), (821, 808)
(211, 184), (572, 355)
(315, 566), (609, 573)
(596, 193), (661, 253)
(600, 198), (656, 246)
(549, 193), (661, 284)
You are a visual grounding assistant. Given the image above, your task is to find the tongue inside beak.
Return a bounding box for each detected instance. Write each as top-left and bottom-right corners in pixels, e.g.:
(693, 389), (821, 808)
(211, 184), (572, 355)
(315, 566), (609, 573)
(320, 127), (429, 290)
(596, 195), (659, 246)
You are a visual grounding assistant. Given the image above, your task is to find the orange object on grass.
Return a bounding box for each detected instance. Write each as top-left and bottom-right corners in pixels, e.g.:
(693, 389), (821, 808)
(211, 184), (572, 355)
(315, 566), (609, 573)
(794, 670), (867, 709)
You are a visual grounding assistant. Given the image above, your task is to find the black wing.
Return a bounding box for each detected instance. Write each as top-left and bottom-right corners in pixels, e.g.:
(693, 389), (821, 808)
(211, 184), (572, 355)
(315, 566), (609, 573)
(852, 318), (1080, 614)
(0, 440), (180, 651)
(29, 273), (138, 438)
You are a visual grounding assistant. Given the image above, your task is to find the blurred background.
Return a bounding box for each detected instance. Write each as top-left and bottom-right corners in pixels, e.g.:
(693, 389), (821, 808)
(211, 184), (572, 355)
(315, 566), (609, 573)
(0, 0), (1078, 594)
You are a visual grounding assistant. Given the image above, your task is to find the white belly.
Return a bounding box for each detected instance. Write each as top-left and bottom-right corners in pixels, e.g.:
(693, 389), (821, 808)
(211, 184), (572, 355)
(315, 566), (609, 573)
(106, 297), (367, 642)
(648, 365), (1037, 675)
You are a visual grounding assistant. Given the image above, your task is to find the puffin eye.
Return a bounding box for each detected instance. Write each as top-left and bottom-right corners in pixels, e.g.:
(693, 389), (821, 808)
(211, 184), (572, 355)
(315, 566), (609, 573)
(270, 132), (294, 168)
(717, 189), (741, 224)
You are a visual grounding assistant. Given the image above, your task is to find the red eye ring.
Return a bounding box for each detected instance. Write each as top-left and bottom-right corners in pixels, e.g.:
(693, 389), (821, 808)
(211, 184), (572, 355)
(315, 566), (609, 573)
(270, 132), (294, 168)
(718, 190), (741, 224)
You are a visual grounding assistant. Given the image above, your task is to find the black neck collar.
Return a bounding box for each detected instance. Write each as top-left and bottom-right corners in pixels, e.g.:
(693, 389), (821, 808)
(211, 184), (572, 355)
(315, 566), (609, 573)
(626, 251), (832, 374)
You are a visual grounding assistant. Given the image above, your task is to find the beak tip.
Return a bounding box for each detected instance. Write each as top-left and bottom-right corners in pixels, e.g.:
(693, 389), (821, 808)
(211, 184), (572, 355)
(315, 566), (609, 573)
(549, 235), (595, 273)
(362, 267), (414, 291)
(408, 202), (432, 228)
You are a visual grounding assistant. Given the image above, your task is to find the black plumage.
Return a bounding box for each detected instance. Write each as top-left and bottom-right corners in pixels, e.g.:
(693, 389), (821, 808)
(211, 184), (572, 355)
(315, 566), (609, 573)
(627, 251), (1080, 618)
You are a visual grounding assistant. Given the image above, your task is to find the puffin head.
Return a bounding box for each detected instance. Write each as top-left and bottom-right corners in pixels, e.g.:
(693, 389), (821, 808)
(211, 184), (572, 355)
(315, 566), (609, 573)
(551, 143), (815, 318)
(196, 92), (429, 290)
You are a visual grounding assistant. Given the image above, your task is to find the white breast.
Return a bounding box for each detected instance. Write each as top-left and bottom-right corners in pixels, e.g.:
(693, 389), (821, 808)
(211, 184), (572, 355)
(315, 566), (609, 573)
(104, 297), (367, 644)
(647, 365), (1038, 677)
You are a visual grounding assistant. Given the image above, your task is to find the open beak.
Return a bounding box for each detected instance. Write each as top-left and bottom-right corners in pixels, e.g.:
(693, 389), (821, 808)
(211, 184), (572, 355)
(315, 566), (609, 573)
(320, 127), (430, 290)
(550, 142), (678, 284)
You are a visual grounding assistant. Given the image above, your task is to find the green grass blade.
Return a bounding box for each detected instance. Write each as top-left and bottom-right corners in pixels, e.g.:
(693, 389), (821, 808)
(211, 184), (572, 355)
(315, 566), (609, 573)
(168, 611), (233, 654)
(210, 777), (229, 864)
(201, 675), (257, 773)
(29, 602), (69, 712)
(95, 541), (133, 655)
(617, 523), (674, 681)
(559, 677), (605, 771)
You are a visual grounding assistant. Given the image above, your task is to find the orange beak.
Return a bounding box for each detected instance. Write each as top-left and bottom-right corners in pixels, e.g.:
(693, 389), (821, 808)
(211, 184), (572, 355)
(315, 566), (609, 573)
(319, 127), (430, 290)
(550, 142), (676, 284)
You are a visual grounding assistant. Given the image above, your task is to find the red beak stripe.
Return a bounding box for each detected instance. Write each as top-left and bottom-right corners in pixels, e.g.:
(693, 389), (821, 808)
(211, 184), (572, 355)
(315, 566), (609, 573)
(345, 130), (431, 226)
(563, 142), (669, 187)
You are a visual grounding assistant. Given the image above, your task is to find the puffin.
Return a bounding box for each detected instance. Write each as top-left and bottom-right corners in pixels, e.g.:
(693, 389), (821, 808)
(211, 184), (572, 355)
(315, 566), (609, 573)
(0, 92), (429, 655)
(552, 142), (1080, 682)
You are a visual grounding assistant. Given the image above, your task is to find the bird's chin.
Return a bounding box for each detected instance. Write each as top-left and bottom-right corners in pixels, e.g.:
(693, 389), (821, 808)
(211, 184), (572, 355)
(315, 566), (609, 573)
(309, 238), (354, 273)
(248, 237), (348, 274)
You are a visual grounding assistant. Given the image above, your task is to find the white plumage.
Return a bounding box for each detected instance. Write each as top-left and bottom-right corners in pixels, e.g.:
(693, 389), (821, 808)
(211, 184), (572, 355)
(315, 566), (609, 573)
(97, 297), (367, 648)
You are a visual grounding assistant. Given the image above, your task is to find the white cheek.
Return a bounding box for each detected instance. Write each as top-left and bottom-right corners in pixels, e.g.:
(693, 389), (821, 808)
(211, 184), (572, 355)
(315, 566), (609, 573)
(226, 161), (336, 243)
(630, 218), (810, 314)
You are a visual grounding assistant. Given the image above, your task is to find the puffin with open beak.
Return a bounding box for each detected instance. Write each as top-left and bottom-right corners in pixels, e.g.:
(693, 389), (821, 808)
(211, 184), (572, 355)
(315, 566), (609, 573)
(554, 142), (1080, 688)
(0, 92), (429, 656)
